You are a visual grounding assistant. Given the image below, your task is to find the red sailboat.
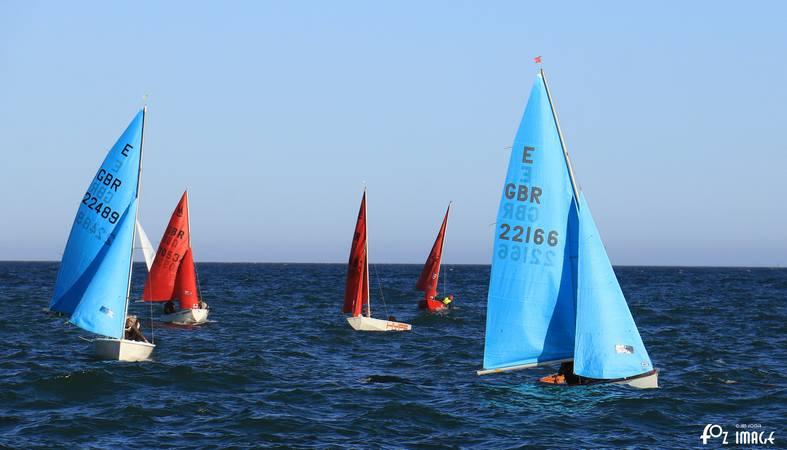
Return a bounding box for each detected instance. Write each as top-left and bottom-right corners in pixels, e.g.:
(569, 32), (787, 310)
(142, 191), (209, 325)
(343, 188), (411, 332)
(417, 202), (453, 311)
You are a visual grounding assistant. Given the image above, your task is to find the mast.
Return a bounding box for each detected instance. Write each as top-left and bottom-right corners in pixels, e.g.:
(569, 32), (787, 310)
(540, 67), (579, 371)
(185, 190), (191, 247)
(186, 190), (205, 302)
(540, 68), (581, 207)
(122, 106), (146, 331)
(440, 201), (452, 295)
(363, 185), (371, 318)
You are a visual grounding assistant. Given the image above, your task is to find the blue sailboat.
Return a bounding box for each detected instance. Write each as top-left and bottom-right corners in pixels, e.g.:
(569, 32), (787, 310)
(477, 69), (658, 388)
(50, 108), (155, 361)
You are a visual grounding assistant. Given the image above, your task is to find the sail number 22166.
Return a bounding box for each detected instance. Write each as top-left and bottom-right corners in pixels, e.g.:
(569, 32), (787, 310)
(498, 224), (558, 246)
(497, 224), (558, 266)
(497, 243), (556, 266)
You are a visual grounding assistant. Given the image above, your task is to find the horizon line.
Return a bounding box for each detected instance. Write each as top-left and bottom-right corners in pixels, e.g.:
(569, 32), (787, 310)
(0, 259), (783, 269)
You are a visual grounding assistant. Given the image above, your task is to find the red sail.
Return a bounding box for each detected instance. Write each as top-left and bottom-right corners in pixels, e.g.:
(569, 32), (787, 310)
(142, 191), (191, 302)
(343, 191), (368, 317)
(173, 248), (200, 309)
(416, 203), (451, 298)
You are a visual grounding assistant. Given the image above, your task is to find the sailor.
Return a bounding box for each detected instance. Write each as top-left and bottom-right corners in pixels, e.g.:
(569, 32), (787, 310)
(198, 300), (209, 309)
(441, 295), (454, 306)
(164, 300), (176, 314)
(557, 361), (582, 385)
(124, 315), (149, 343)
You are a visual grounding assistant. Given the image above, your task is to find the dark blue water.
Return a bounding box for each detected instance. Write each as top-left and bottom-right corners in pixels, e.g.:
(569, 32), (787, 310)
(1, 263), (785, 448)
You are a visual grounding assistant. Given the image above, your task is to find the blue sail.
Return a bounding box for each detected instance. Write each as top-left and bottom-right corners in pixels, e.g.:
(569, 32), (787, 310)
(573, 193), (653, 379)
(482, 73), (578, 371)
(50, 110), (143, 338)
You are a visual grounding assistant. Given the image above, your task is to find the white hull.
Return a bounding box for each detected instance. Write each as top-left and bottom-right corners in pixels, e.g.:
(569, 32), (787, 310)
(161, 308), (209, 325)
(346, 316), (411, 332)
(93, 338), (155, 362)
(614, 369), (659, 389)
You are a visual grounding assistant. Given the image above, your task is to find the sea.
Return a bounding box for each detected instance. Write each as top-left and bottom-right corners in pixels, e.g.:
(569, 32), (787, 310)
(0, 262), (785, 448)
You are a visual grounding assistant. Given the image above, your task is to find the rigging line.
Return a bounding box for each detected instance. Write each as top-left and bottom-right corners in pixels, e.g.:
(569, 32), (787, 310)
(370, 262), (389, 318)
(443, 264), (449, 297)
(186, 190), (205, 305)
(191, 260), (207, 303)
(149, 280), (154, 343)
(137, 226), (155, 343)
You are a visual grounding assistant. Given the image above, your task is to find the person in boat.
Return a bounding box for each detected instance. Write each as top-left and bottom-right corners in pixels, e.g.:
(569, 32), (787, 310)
(419, 293), (452, 310)
(539, 361), (584, 385)
(164, 300), (176, 314)
(124, 315), (149, 343)
(198, 300), (209, 310)
(558, 361), (582, 384)
(388, 315), (397, 322)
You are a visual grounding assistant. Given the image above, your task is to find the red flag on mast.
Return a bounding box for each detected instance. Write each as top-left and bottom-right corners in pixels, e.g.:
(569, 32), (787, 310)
(534, 56), (542, 64)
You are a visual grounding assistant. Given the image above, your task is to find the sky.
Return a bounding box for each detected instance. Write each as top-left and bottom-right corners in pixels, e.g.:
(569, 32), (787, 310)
(1, 1), (785, 266)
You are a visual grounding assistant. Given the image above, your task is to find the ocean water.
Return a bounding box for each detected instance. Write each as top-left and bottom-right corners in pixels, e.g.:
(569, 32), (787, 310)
(0, 262), (785, 448)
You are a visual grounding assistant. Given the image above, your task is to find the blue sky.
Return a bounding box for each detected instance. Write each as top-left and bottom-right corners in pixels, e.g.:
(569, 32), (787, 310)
(1, 1), (785, 266)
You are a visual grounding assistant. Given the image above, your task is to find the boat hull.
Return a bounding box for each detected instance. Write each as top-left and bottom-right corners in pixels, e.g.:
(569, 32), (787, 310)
(346, 316), (412, 332)
(161, 308), (209, 325)
(539, 368), (659, 389)
(612, 368), (659, 389)
(93, 338), (155, 362)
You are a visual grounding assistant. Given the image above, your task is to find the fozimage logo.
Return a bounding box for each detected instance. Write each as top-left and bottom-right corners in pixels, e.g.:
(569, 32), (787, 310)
(700, 424), (776, 446)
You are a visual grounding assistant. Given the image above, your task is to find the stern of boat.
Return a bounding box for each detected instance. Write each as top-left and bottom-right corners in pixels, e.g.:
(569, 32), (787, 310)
(94, 338), (155, 362)
(161, 308), (209, 325)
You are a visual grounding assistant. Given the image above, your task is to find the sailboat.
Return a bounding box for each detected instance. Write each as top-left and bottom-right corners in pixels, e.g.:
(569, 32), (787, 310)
(135, 219), (156, 271)
(142, 191), (208, 325)
(477, 68), (658, 388)
(416, 202), (453, 312)
(49, 108), (155, 362)
(343, 188), (412, 332)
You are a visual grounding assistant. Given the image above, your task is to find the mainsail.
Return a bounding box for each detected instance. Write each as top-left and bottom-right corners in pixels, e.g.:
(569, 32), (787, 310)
(482, 72), (578, 372)
(416, 203), (451, 299)
(50, 110), (145, 339)
(343, 190), (369, 317)
(142, 191), (200, 310)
